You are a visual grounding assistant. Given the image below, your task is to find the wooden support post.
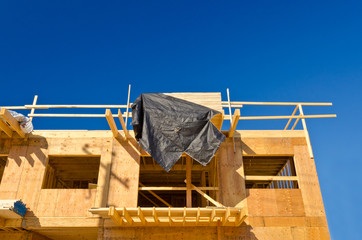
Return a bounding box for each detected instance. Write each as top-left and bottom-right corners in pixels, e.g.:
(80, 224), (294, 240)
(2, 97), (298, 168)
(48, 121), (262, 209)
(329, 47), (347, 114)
(117, 109), (129, 139)
(298, 104), (314, 158)
(196, 207), (200, 225)
(217, 219), (222, 240)
(105, 109), (119, 138)
(186, 156), (192, 208)
(284, 105), (298, 130)
(108, 206), (122, 226)
(228, 109), (240, 137)
(152, 207), (159, 224)
(0, 108), (25, 138)
(29, 95), (38, 121)
(201, 171), (207, 207)
(235, 208), (247, 226)
(139, 182), (172, 207)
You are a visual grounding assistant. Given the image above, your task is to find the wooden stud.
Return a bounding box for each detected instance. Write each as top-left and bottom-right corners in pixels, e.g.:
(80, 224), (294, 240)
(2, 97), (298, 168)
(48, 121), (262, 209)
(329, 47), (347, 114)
(0, 108), (25, 138)
(196, 207), (200, 224)
(108, 206), (122, 226)
(152, 207), (159, 224)
(105, 109), (119, 138)
(29, 95), (38, 121)
(117, 109), (129, 139)
(228, 109), (240, 137)
(186, 156), (192, 208)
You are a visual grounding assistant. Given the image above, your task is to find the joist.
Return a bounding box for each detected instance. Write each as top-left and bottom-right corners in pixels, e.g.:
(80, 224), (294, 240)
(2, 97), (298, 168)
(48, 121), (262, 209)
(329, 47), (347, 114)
(0, 108), (25, 138)
(0, 119), (13, 137)
(89, 207), (246, 227)
(228, 109), (240, 137)
(105, 109), (119, 138)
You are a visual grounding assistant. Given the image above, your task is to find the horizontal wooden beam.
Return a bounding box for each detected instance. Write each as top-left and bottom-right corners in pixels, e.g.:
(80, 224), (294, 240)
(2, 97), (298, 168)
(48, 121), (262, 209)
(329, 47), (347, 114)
(245, 175), (298, 181)
(139, 182), (172, 207)
(139, 186), (219, 191)
(222, 101), (333, 106)
(223, 114), (336, 120)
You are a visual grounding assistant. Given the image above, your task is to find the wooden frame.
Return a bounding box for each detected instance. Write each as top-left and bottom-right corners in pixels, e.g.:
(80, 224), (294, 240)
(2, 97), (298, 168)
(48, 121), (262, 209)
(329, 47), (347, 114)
(90, 207), (246, 227)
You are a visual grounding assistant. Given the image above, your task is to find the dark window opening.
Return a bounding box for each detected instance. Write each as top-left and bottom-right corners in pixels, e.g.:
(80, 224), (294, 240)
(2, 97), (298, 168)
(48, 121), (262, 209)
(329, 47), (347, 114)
(0, 156), (7, 183)
(138, 156), (218, 207)
(243, 156), (298, 189)
(42, 156), (100, 189)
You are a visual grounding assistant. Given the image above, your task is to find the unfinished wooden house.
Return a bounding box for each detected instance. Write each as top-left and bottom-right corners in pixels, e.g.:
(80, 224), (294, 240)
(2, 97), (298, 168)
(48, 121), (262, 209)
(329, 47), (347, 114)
(0, 91), (336, 239)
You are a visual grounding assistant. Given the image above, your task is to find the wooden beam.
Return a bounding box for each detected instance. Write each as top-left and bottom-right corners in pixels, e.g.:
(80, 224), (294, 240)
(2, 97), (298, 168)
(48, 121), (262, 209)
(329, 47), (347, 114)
(152, 207), (159, 224)
(185, 180), (225, 208)
(291, 115), (301, 130)
(298, 104), (314, 158)
(0, 120), (13, 137)
(186, 156), (192, 208)
(228, 109), (240, 137)
(139, 182), (172, 207)
(231, 114), (336, 120)
(284, 105), (298, 130)
(0, 108), (25, 137)
(235, 208), (247, 226)
(117, 109), (129, 139)
(138, 207), (146, 225)
(105, 109), (119, 138)
(108, 206), (122, 226)
(245, 175), (298, 181)
(123, 207), (133, 225)
(139, 186), (218, 191)
(222, 101), (333, 106)
(139, 192), (159, 207)
(222, 207), (230, 226)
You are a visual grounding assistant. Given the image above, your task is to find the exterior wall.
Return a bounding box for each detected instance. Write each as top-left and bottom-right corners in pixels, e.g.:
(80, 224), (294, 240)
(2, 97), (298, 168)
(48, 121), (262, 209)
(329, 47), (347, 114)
(0, 130), (330, 240)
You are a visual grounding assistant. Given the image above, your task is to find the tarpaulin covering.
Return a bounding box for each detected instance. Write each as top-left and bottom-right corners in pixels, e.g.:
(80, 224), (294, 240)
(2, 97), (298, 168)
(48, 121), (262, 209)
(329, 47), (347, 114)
(131, 93), (225, 172)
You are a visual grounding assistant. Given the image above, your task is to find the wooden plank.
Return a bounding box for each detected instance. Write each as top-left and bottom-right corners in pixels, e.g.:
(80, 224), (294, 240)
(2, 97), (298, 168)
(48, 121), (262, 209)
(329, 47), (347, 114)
(139, 187), (218, 191)
(245, 176), (298, 181)
(228, 109), (240, 137)
(186, 156), (192, 208)
(117, 109), (129, 139)
(185, 180), (225, 208)
(123, 207), (133, 225)
(222, 101), (333, 106)
(29, 95), (38, 121)
(234, 114), (336, 120)
(138, 207), (146, 225)
(108, 206), (122, 226)
(0, 120), (13, 137)
(139, 182), (172, 207)
(0, 108), (25, 138)
(105, 109), (119, 138)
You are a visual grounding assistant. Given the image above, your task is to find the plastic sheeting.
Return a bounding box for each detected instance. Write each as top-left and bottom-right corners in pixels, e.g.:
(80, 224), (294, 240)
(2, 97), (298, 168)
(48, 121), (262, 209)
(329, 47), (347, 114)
(131, 93), (225, 172)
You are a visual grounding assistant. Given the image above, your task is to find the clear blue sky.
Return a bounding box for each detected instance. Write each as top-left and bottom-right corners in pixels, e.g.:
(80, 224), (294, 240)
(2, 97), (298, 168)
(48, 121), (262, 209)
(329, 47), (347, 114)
(1, 1), (361, 239)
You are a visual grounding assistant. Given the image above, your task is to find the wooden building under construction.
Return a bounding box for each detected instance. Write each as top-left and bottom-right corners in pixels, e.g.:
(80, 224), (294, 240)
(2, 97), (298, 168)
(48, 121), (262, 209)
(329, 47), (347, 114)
(0, 92), (336, 239)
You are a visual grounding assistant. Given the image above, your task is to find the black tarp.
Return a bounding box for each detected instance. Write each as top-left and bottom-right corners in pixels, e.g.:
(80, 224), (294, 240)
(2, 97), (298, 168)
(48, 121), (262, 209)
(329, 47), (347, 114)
(131, 93), (225, 172)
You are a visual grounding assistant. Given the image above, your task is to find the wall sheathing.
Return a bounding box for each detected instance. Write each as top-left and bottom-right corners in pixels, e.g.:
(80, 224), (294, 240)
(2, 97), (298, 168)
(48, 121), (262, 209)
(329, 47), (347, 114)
(0, 130), (330, 240)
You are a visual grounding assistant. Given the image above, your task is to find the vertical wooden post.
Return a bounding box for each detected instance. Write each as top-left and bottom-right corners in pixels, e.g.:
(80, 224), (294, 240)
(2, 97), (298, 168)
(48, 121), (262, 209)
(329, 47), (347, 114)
(298, 104), (314, 158)
(201, 171), (207, 206)
(186, 156), (192, 208)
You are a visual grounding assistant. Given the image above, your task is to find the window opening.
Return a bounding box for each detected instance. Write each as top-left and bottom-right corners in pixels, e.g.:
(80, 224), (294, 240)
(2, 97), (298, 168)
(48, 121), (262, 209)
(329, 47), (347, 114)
(243, 156), (298, 189)
(42, 156), (100, 189)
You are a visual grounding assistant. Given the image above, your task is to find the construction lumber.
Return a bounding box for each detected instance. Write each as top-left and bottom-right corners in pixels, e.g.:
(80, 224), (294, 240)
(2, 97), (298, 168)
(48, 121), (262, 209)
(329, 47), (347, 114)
(184, 180), (225, 208)
(29, 95), (38, 121)
(298, 104), (314, 158)
(138, 187), (218, 191)
(245, 176), (298, 181)
(0, 120), (13, 137)
(0, 108), (25, 138)
(105, 109), (119, 138)
(186, 156), (192, 208)
(108, 206), (122, 226)
(284, 105), (298, 130)
(221, 101), (333, 106)
(228, 109), (240, 137)
(117, 109), (129, 139)
(139, 182), (172, 207)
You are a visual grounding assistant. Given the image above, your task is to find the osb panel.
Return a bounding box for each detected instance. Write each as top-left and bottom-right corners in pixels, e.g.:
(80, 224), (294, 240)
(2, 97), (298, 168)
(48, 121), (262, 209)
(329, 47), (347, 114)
(36, 228), (98, 240)
(218, 138), (247, 208)
(246, 189), (305, 217)
(107, 138), (140, 207)
(47, 137), (105, 156)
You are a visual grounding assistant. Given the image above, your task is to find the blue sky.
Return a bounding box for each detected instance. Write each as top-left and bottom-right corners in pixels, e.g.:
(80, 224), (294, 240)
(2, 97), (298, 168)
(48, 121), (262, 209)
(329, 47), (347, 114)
(1, 1), (361, 239)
